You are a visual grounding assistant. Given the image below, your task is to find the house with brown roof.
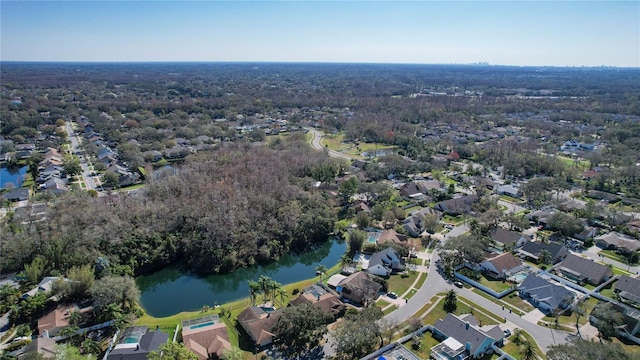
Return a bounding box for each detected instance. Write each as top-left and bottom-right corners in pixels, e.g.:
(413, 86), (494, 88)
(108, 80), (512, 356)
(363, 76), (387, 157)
(335, 271), (382, 306)
(377, 229), (409, 247)
(479, 252), (523, 279)
(556, 254), (613, 286)
(288, 285), (345, 319)
(181, 315), (231, 360)
(17, 338), (57, 359)
(434, 195), (479, 216)
(37, 305), (76, 337)
(237, 306), (283, 348)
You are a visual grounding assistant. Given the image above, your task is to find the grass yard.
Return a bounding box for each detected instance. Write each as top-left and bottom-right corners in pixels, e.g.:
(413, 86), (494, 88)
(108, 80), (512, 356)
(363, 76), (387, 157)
(598, 281), (617, 299)
(442, 214), (466, 226)
(421, 295), (502, 327)
(611, 337), (640, 355)
(601, 249), (637, 265)
(475, 274), (515, 293)
(472, 289), (529, 316)
(540, 297), (600, 331)
(499, 195), (525, 204)
(502, 330), (546, 360)
(387, 271), (421, 296)
(403, 330), (441, 359)
(501, 292), (535, 313)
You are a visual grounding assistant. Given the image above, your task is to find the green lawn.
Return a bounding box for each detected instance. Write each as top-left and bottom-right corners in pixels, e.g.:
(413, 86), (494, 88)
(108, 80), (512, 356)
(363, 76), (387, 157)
(475, 274), (515, 293)
(320, 132), (395, 159)
(475, 289), (533, 315)
(422, 295), (502, 327)
(387, 271), (421, 296)
(601, 250), (637, 265)
(501, 292), (535, 313)
(502, 330), (546, 360)
(598, 281), (617, 299)
(499, 195), (525, 204)
(403, 330), (441, 359)
(540, 297), (600, 331)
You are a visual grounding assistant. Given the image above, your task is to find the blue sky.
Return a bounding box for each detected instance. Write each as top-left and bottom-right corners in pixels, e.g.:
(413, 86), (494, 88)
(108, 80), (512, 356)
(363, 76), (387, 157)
(1, 1), (638, 67)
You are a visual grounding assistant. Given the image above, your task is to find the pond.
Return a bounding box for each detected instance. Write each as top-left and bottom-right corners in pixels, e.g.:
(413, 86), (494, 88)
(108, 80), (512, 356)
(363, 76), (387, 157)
(0, 166), (28, 189)
(137, 238), (347, 317)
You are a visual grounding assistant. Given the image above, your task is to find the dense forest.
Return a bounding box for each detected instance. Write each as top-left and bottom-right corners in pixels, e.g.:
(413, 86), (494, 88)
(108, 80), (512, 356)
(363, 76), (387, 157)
(2, 135), (338, 275)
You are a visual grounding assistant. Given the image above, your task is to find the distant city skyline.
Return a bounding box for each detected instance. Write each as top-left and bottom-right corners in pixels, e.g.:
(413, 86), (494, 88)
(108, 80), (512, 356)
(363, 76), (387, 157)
(1, 1), (638, 67)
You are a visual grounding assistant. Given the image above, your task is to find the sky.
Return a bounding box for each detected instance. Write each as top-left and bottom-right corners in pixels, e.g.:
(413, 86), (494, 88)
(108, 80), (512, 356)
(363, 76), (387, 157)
(1, 1), (639, 67)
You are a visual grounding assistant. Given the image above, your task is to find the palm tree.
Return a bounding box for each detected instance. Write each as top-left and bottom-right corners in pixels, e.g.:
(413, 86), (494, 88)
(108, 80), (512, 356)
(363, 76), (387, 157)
(443, 289), (457, 313)
(248, 280), (260, 306)
(314, 264), (328, 281)
(538, 249), (552, 265)
(258, 275), (272, 303)
(69, 309), (82, 327)
(519, 339), (539, 360)
(276, 287), (288, 307)
(339, 253), (352, 271)
(81, 337), (101, 355)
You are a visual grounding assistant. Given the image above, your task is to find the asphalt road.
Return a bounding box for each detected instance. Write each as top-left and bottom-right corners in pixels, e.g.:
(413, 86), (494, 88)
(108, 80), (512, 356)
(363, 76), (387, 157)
(307, 128), (356, 161)
(65, 122), (101, 191)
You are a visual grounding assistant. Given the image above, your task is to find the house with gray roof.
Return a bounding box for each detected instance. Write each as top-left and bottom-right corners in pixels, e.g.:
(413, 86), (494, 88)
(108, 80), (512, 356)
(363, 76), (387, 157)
(434, 195), (479, 216)
(614, 275), (640, 306)
(489, 227), (528, 250)
(595, 232), (640, 254)
(556, 254), (613, 286)
(106, 326), (168, 360)
(517, 241), (568, 264)
(365, 247), (404, 277)
(431, 313), (504, 360)
(518, 274), (576, 315)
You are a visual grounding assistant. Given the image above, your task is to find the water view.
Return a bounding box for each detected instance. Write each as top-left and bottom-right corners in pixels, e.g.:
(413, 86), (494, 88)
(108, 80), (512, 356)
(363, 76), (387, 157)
(0, 165), (28, 189)
(137, 238), (346, 317)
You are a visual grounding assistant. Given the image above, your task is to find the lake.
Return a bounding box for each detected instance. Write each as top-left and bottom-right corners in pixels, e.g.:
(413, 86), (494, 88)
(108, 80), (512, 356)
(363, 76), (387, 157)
(137, 238), (347, 317)
(0, 166), (28, 189)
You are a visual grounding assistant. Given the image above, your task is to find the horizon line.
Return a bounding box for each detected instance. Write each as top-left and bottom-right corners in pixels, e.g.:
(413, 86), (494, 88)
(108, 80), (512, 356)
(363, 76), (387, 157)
(1, 60), (638, 70)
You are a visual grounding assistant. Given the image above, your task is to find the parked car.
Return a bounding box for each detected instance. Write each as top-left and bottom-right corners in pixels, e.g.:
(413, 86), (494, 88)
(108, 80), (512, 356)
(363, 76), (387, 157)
(454, 281), (463, 288)
(387, 292), (398, 299)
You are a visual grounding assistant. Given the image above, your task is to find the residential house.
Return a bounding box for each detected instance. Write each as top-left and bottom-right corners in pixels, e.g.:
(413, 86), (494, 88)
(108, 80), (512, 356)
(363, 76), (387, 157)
(106, 326), (168, 360)
(556, 254), (613, 286)
(479, 252), (523, 279)
(40, 178), (69, 195)
(573, 227), (598, 242)
(2, 187), (29, 202)
(403, 207), (442, 237)
(586, 190), (620, 203)
(518, 274), (575, 314)
(377, 229), (409, 247)
(164, 146), (190, 159)
(142, 150), (163, 162)
(335, 271), (382, 306)
(517, 241), (569, 264)
(614, 276), (640, 306)
(557, 199), (586, 212)
(399, 180), (442, 199)
(489, 227), (528, 250)
(595, 232), (640, 254)
(288, 285), (345, 319)
(237, 306), (283, 348)
(17, 337), (57, 359)
(22, 276), (64, 299)
(39, 148), (63, 167)
(38, 305), (77, 337)
(352, 200), (371, 214)
(590, 303), (640, 342)
(181, 315), (231, 360)
(434, 195), (479, 216)
(496, 184), (521, 198)
(445, 151), (461, 161)
(431, 313), (504, 360)
(365, 247), (405, 277)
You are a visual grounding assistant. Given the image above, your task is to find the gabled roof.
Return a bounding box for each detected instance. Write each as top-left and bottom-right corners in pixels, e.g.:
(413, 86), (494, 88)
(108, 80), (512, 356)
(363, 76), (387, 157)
(557, 254), (612, 284)
(377, 229), (407, 245)
(519, 274), (575, 310)
(519, 241), (566, 261)
(433, 313), (500, 356)
(18, 337), (57, 359)
(38, 305), (76, 335)
(615, 275), (640, 303)
(489, 227), (525, 246)
(237, 307), (282, 346)
(434, 195), (478, 214)
(595, 232), (640, 252)
(482, 252), (522, 273)
(368, 247), (403, 271)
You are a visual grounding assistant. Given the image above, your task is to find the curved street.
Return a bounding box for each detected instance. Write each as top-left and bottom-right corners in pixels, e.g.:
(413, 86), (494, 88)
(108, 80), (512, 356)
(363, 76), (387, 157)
(307, 128), (356, 161)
